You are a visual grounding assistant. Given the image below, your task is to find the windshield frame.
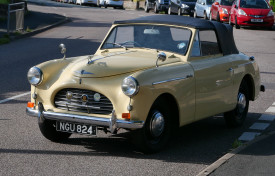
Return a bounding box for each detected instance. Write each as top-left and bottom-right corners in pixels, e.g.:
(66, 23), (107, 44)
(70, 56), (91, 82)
(100, 24), (193, 56)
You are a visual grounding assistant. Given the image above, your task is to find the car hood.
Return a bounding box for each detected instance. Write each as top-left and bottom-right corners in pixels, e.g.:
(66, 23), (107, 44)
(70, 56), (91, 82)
(68, 50), (180, 78)
(241, 8), (271, 16)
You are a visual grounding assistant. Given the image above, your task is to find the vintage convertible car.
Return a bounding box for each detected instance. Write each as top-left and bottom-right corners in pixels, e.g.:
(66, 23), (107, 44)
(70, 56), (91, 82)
(26, 15), (264, 153)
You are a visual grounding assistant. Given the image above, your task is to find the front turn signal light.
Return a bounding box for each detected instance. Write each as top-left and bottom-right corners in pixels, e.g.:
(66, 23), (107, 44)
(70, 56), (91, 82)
(27, 102), (34, 108)
(122, 113), (130, 120)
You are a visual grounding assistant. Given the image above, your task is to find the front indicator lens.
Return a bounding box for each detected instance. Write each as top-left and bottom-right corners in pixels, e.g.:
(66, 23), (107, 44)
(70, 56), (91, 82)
(27, 66), (43, 86)
(121, 76), (139, 97)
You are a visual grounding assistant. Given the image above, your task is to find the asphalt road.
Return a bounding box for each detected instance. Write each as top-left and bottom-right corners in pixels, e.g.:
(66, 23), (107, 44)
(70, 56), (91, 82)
(0, 2), (275, 176)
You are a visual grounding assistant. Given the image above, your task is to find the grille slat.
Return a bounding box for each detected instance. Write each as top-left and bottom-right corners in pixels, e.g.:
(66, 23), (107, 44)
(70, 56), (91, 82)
(54, 88), (113, 115)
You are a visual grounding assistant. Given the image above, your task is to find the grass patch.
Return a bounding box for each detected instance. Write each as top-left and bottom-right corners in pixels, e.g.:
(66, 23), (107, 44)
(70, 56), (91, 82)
(26, 26), (32, 32)
(0, 0), (9, 4)
(0, 35), (10, 45)
(232, 139), (243, 149)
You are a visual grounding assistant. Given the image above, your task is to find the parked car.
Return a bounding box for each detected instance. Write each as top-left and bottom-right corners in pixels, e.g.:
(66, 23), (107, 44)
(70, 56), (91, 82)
(229, 0), (274, 29)
(76, 0), (97, 6)
(168, 0), (196, 16)
(194, 0), (214, 19)
(144, 0), (170, 13)
(98, 0), (124, 9)
(210, 0), (234, 22)
(26, 15), (264, 153)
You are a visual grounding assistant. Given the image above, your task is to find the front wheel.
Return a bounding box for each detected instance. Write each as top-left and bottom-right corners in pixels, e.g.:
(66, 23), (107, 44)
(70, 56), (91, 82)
(209, 11), (212, 21)
(203, 12), (208, 20)
(144, 2), (149, 12)
(132, 103), (171, 153)
(224, 80), (249, 127)
(168, 6), (172, 15)
(235, 16), (240, 29)
(38, 116), (71, 142)
(154, 3), (159, 13)
(193, 10), (197, 18)
(178, 8), (181, 16)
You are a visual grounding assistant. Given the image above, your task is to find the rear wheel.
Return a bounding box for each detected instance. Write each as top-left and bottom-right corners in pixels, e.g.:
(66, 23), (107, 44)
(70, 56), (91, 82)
(38, 116), (71, 142)
(193, 10), (197, 18)
(133, 101), (172, 153)
(178, 8), (181, 16)
(154, 3), (159, 13)
(145, 2), (149, 12)
(224, 80), (249, 127)
(203, 11), (208, 20)
(168, 6), (172, 15)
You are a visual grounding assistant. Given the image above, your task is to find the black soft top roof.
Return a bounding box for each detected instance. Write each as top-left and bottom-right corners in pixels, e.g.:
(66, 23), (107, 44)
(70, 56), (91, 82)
(114, 15), (239, 55)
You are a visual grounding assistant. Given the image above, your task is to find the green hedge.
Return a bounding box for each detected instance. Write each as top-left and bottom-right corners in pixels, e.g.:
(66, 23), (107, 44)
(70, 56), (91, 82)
(271, 0), (275, 12)
(0, 0), (9, 4)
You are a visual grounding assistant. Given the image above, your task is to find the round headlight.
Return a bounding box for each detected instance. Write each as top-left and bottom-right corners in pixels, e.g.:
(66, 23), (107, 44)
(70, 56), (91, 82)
(121, 76), (139, 97)
(27, 67), (43, 86)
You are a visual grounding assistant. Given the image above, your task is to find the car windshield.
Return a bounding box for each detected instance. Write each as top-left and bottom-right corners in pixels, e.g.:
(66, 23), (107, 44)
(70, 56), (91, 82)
(240, 0), (269, 9)
(220, 0), (233, 6)
(101, 25), (192, 55)
(206, 0), (214, 4)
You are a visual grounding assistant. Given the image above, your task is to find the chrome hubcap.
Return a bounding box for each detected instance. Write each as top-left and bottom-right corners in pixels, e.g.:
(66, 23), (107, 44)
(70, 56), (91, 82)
(150, 111), (165, 138)
(237, 93), (246, 114)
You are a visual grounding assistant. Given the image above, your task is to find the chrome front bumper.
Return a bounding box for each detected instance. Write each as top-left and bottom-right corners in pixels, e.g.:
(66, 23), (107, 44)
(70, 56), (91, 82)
(26, 106), (144, 133)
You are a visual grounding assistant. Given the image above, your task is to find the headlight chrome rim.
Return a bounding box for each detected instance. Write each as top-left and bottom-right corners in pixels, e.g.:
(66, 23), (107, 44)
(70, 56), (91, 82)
(27, 66), (43, 86)
(121, 76), (139, 97)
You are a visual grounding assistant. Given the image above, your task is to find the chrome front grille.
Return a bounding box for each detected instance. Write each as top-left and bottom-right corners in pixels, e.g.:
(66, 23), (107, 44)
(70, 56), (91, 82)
(249, 15), (264, 18)
(54, 88), (113, 115)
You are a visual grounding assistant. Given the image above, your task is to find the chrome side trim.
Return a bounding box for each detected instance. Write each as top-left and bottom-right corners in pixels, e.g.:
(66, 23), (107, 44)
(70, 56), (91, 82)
(26, 107), (144, 130)
(152, 75), (193, 85)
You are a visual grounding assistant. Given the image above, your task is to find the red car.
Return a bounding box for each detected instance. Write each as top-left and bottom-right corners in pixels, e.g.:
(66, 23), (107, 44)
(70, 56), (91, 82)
(210, 0), (234, 22)
(229, 0), (274, 29)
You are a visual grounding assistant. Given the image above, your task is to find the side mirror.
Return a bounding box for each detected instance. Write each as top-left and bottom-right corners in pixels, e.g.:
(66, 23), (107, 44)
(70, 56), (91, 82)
(214, 2), (219, 5)
(156, 52), (167, 67)
(202, 2), (205, 5)
(233, 4), (236, 8)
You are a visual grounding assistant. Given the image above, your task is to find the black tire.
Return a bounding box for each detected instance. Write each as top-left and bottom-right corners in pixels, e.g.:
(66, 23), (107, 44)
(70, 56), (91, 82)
(178, 8), (181, 16)
(132, 101), (172, 153)
(193, 10), (197, 18)
(235, 16), (240, 29)
(224, 80), (249, 127)
(145, 2), (149, 13)
(168, 6), (172, 15)
(154, 3), (159, 13)
(203, 11), (208, 20)
(38, 116), (71, 142)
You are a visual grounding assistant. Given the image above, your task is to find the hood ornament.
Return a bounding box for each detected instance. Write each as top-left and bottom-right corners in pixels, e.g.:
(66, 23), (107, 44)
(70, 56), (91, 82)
(59, 43), (66, 60)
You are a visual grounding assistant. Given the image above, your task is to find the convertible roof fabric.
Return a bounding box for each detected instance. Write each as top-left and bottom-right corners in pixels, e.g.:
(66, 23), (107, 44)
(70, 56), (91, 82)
(114, 15), (239, 55)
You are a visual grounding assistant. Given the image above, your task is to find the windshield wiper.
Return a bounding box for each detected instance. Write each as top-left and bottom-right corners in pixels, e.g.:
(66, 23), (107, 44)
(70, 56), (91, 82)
(108, 42), (127, 50)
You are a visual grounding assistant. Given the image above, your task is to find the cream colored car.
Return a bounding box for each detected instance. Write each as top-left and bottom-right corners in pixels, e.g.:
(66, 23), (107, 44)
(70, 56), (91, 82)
(26, 15), (264, 153)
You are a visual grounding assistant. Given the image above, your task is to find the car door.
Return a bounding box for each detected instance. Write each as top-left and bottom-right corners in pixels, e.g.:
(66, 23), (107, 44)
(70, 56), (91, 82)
(196, 0), (203, 16)
(211, 0), (220, 19)
(189, 30), (234, 120)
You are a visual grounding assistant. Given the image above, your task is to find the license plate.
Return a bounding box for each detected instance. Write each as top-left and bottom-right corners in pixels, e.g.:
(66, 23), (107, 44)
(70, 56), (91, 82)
(56, 121), (97, 135)
(251, 19), (263, 22)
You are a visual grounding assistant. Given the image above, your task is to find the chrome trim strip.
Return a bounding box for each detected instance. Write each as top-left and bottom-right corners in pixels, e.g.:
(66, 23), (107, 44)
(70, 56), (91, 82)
(152, 75), (192, 85)
(237, 61), (254, 68)
(26, 107), (144, 129)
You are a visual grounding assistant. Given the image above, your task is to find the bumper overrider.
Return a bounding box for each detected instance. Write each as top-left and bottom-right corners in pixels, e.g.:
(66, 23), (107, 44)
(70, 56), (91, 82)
(26, 102), (144, 134)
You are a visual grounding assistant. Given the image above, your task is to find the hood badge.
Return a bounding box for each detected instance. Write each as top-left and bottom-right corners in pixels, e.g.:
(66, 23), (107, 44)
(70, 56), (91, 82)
(81, 94), (89, 105)
(74, 70), (94, 75)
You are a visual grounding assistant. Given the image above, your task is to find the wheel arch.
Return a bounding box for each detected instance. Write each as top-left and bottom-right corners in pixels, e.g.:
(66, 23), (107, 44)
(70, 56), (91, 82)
(150, 93), (180, 129)
(241, 74), (255, 101)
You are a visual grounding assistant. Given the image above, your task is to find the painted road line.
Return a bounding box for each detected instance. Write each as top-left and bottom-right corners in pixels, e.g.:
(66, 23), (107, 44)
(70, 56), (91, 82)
(266, 107), (275, 113)
(249, 123), (270, 130)
(259, 114), (275, 121)
(238, 132), (261, 141)
(0, 92), (30, 104)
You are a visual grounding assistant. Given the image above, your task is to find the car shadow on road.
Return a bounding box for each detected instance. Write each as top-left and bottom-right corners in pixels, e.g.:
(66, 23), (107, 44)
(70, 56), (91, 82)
(45, 112), (261, 164)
